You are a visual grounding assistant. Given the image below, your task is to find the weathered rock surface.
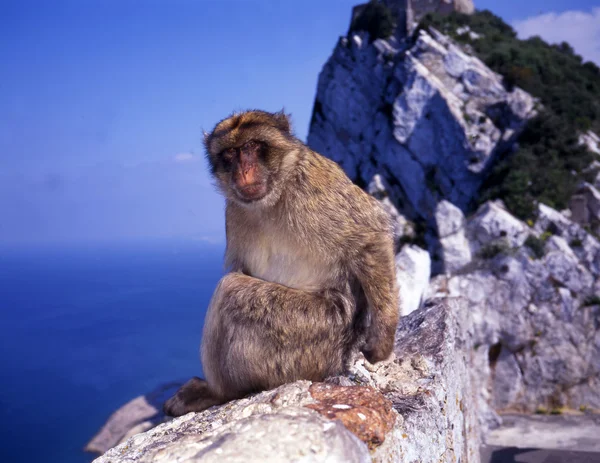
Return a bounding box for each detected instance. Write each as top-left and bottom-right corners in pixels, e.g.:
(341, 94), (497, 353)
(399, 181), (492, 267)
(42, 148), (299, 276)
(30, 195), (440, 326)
(580, 130), (600, 155)
(434, 200), (471, 273)
(428, 201), (600, 413)
(395, 244), (431, 315)
(93, 299), (481, 463)
(307, 26), (536, 222)
(466, 201), (529, 254)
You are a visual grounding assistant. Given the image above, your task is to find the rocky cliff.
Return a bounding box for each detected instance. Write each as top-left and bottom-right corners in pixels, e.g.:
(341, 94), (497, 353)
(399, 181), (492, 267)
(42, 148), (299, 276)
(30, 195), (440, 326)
(308, 2), (600, 425)
(308, 27), (536, 223)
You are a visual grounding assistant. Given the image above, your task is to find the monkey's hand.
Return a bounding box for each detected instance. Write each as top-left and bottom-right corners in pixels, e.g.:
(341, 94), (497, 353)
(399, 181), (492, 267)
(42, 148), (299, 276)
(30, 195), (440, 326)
(362, 322), (396, 364)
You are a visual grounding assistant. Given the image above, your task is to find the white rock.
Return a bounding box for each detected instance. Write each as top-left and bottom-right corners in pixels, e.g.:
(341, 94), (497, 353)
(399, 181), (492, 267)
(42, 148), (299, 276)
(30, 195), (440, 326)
(544, 250), (594, 294)
(594, 172), (600, 190)
(467, 201), (528, 253)
(580, 130), (600, 154)
(96, 409), (371, 463)
(435, 200), (465, 238)
(545, 236), (578, 261)
(440, 232), (472, 272)
(434, 200), (472, 272)
(396, 245), (431, 316)
(535, 203), (600, 276)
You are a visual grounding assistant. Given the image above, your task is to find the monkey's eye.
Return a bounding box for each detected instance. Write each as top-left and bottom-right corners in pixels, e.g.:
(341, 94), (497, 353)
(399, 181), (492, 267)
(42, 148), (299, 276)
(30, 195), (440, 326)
(241, 140), (260, 153)
(222, 148), (236, 162)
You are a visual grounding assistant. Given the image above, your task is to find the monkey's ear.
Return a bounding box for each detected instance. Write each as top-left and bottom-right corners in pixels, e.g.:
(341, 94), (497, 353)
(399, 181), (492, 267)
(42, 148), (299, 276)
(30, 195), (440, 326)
(273, 110), (292, 134)
(202, 130), (210, 147)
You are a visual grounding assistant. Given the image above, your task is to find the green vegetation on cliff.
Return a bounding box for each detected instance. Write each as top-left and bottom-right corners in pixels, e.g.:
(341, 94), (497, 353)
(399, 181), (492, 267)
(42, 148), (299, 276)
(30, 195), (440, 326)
(348, 0), (395, 42)
(420, 11), (600, 219)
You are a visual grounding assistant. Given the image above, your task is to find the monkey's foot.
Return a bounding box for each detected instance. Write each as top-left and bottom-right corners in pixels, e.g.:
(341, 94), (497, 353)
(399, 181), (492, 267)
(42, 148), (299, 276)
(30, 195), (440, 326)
(163, 377), (223, 417)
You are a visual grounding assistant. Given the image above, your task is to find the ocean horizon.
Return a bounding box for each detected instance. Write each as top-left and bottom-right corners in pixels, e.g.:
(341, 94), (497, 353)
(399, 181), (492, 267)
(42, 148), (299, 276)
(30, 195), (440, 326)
(0, 240), (225, 463)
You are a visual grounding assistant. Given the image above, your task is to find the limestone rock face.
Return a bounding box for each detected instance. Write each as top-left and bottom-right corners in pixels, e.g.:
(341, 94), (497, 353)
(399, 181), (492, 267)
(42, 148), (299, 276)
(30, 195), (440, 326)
(428, 202), (600, 413)
(308, 27), (537, 222)
(93, 300), (481, 463)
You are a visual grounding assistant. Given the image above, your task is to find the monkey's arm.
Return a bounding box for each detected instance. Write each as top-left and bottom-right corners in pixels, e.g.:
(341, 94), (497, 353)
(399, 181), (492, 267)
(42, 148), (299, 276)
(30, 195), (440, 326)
(215, 272), (354, 340)
(349, 230), (399, 363)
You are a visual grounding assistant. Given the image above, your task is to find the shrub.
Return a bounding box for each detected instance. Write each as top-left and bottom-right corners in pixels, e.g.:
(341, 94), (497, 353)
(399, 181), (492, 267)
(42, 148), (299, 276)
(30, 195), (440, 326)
(582, 295), (600, 307)
(349, 0), (396, 42)
(478, 241), (510, 259)
(524, 235), (545, 259)
(570, 238), (583, 248)
(418, 10), (599, 220)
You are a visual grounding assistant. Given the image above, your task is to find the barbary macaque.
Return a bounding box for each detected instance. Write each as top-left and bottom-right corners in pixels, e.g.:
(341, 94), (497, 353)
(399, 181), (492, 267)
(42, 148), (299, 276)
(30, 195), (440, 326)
(164, 110), (399, 416)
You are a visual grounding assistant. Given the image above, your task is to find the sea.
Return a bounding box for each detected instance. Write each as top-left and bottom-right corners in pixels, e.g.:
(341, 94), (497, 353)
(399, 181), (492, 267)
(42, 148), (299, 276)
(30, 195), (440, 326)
(0, 240), (225, 463)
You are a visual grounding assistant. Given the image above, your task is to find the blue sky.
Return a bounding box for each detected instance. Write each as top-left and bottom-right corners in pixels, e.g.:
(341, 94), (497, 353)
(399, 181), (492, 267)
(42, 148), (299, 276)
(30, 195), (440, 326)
(1, 0), (599, 245)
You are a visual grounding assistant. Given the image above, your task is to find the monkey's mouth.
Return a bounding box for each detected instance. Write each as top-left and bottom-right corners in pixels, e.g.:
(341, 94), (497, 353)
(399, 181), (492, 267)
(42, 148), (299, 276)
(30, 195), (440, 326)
(235, 182), (268, 201)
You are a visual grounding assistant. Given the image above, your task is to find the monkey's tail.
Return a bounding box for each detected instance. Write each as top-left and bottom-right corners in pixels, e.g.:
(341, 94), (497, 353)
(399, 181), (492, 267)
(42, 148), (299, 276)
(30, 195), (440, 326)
(163, 377), (223, 417)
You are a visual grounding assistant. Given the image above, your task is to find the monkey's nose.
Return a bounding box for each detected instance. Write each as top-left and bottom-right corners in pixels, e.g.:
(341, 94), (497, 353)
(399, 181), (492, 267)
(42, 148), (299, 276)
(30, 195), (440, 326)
(238, 165), (257, 186)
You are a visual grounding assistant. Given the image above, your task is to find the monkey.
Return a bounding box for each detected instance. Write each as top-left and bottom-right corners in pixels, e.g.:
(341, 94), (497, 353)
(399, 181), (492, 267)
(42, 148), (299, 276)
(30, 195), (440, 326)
(163, 110), (399, 416)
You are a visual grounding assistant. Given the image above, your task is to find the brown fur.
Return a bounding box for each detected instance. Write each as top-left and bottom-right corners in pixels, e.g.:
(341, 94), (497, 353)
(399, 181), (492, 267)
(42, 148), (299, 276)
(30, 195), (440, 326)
(163, 110), (399, 416)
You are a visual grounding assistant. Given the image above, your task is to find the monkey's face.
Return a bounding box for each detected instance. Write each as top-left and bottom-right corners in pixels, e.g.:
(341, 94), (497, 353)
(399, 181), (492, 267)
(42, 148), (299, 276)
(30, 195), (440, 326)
(219, 140), (270, 203)
(205, 111), (299, 207)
